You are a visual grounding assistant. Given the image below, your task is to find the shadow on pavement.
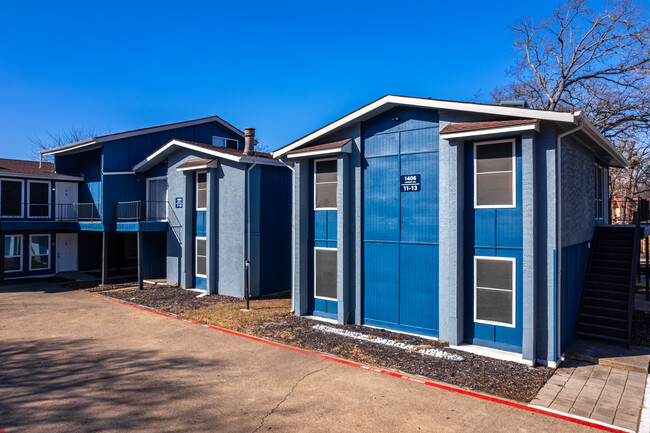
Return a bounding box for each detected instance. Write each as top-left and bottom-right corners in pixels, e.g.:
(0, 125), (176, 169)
(0, 337), (224, 432)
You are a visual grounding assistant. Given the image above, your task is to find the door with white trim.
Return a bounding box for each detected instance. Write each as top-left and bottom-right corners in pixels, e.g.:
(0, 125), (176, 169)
(56, 233), (77, 272)
(55, 182), (78, 220)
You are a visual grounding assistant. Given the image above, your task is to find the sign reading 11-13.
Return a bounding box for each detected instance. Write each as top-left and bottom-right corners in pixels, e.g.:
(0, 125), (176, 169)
(400, 174), (421, 192)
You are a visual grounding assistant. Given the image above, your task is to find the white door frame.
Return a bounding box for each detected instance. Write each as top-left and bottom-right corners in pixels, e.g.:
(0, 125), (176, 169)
(56, 233), (78, 272)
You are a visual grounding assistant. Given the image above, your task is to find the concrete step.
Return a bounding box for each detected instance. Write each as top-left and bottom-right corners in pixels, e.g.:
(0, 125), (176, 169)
(564, 338), (650, 374)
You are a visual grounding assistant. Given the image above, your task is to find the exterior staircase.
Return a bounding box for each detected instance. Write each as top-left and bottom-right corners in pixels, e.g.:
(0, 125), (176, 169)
(576, 225), (639, 346)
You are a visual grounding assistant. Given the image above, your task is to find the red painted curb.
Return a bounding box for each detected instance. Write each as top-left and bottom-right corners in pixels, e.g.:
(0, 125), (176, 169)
(78, 290), (630, 433)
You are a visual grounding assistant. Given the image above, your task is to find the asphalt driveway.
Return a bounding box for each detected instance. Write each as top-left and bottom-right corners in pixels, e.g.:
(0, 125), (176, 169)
(0, 281), (601, 433)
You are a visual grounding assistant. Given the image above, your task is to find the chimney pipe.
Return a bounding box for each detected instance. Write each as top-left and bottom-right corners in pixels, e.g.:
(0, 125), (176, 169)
(244, 127), (255, 156)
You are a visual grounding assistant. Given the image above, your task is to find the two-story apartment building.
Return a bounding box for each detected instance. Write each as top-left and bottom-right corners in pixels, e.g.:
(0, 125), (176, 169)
(33, 116), (290, 296)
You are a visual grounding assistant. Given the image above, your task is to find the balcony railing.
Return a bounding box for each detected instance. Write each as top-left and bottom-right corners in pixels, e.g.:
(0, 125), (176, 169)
(0, 202), (100, 222)
(114, 201), (168, 222)
(56, 203), (101, 222)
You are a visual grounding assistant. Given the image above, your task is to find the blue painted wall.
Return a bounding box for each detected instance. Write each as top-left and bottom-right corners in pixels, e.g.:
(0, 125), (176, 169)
(362, 106), (440, 337)
(309, 158), (338, 317)
(55, 148), (102, 217)
(560, 240), (590, 353)
(258, 165), (292, 295)
(463, 137), (524, 352)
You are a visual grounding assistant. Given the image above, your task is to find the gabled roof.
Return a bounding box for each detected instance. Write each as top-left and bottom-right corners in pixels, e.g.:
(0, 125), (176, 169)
(271, 94), (627, 168)
(40, 115), (246, 157)
(133, 139), (284, 172)
(0, 158), (82, 180)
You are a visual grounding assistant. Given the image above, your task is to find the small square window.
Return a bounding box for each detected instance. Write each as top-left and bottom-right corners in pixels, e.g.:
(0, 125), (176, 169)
(474, 256), (515, 327)
(196, 172), (207, 210)
(474, 140), (515, 208)
(314, 159), (337, 210)
(29, 234), (50, 271)
(196, 237), (207, 277)
(314, 247), (337, 300)
(4, 235), (22, 272)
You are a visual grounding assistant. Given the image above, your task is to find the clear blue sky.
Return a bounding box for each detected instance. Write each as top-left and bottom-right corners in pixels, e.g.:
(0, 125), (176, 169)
(0, 0), (573, 159)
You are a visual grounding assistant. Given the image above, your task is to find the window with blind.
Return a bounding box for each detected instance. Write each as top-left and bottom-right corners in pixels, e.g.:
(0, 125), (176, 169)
(314, 159), (337, 210)
(196, 172), (207, 210)
(314, 247), (337, 300)
(474, 139), (515, 208)
(474, 256), (516, 327)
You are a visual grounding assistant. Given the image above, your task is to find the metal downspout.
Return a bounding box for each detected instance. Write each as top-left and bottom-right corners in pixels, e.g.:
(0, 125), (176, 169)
(246, 162), (258, 304)
(556, 121), (583, 362)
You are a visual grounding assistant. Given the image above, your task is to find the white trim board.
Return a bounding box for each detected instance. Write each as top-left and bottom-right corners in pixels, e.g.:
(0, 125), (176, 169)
(132, 139), (286, 172)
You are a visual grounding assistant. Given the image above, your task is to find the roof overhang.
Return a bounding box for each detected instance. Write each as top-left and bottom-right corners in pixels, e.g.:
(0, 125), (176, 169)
(134, 139), (287, 172)
(177, 159), (219, 172)
(272, 95), (577, 158)
(286, 139), (352, 159)
(0, 172), (84, 181)
(40, 115), (246, 157)
(440, 121), (540, 140)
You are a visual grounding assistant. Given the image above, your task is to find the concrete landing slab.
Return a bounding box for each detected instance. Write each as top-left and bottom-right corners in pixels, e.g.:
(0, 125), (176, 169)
(57, 271), (99, 282)
(566, 339), (650, 374)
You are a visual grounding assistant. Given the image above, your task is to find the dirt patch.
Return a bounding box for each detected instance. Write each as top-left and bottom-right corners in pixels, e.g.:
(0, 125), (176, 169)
(78, 282), (553, 402)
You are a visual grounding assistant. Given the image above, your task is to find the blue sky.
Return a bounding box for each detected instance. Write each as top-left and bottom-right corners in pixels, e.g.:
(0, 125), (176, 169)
(0, 0), (572, 159)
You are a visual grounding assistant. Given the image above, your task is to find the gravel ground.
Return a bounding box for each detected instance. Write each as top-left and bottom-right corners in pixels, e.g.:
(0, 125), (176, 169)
(76, 282), (553, 402)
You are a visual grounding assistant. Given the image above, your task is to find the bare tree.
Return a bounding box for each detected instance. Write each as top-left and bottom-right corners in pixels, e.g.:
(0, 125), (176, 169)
(31, 127), (97, 163)
(493, 0), (650, 196)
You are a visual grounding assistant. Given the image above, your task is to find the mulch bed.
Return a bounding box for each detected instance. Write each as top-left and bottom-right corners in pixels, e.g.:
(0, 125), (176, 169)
(76, 282), (553, 402)
(632, 310), (650, 347)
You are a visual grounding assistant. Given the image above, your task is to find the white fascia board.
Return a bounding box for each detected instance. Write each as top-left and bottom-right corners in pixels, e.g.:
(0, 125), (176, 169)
(286, 141), (352, 159)
(133, 140), (227, 172)
(272, 94), (577, 158)
(0, 172), (83, 181)
(102, 171), (135, 175)
(40, 140), (100, 156)
(440, 123), (540, 140)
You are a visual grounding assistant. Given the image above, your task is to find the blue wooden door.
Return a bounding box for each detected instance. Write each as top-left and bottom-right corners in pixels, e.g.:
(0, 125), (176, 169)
(362, 118), (440, 337)
(463, 138), (523, 352)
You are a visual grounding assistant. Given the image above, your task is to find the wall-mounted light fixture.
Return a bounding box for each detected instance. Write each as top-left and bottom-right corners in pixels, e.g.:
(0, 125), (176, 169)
(392, 116), (400, 121)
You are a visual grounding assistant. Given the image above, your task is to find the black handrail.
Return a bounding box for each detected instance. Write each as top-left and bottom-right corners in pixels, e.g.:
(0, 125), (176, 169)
(114, 201), (168, 222)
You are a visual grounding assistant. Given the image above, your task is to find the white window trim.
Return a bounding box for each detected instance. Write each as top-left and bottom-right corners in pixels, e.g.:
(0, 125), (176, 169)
(195, 236), (207, 278)
(29, 234), (51, 271)
(473, 255), (516, 328)
(314, 246), (337, 301)
(313, 158), (337, 211)
(0, 178), (24, 218)
(27, 180), (51, 219)
(473, 138), (516, 209)
(146, 176), (168, 221)
(196, 171), (207, 211)
(4, 234), (23, 273)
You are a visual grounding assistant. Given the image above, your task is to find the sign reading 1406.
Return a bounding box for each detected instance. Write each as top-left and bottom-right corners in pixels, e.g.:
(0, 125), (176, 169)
(400, 174), (421, 192)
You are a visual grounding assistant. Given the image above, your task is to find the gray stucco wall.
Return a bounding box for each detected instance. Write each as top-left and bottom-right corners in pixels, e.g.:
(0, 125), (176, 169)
(216, 159), (247, 297)
(561, 136), (596, 246)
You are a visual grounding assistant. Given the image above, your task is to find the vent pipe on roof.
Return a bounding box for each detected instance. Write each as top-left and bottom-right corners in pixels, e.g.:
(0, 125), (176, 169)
(499, 100), (530, 108)
(244, 127), (255, 156)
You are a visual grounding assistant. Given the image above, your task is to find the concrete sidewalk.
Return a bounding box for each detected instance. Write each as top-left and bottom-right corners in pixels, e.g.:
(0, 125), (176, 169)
(0, 282), (603, 432)
(530, 360), (646, 431)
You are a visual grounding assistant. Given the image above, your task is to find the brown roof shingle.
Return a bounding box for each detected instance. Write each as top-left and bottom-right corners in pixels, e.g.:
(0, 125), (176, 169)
(440, 119), (538, 135)
(0, 158), (56, 175)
